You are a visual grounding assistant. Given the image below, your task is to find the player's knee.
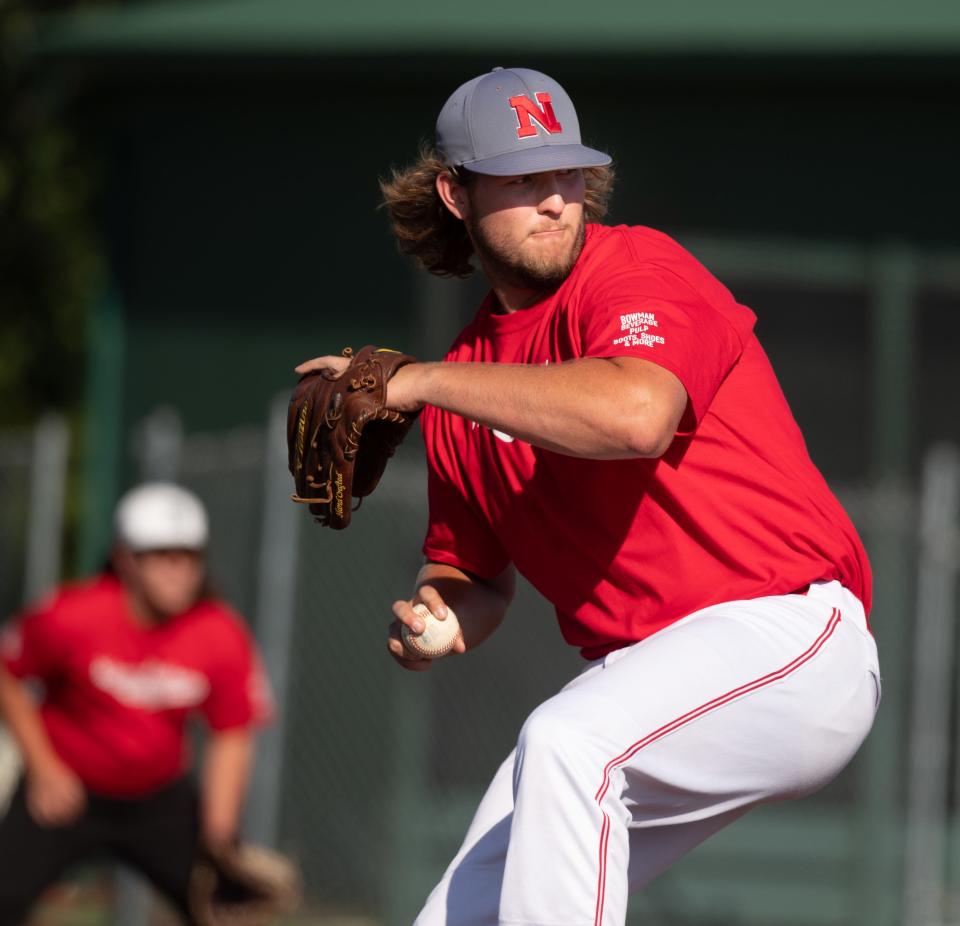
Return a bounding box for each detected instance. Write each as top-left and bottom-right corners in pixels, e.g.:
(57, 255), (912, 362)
(516, 698), (586, 767)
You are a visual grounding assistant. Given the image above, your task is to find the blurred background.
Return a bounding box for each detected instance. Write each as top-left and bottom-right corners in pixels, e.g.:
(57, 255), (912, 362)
(1, 0), (959, 924)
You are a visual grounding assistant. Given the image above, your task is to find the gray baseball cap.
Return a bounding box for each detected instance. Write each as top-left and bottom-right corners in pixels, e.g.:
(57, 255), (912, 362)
(436, 67), (611, 177)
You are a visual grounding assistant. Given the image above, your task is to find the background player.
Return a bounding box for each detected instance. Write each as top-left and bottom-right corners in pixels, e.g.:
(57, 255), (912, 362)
(297, 67), (882, 925)
(0, 482), (273, 925)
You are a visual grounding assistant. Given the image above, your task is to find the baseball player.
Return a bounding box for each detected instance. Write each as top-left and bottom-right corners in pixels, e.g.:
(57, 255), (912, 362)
(0, 483), (273, 925)
(298, 67), (881, 925)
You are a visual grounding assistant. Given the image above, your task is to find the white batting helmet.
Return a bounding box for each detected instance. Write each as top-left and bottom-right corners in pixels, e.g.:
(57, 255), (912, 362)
(114, 482), (209, 552)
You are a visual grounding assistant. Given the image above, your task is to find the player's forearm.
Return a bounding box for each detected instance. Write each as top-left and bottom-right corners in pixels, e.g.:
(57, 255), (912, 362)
(415, 561), (513, 651)
(0, 666), (61, 775)
(201, 728), (255, 847)
(411, 357), (679, 459)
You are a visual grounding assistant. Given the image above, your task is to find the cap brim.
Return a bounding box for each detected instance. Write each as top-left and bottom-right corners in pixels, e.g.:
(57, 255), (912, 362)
(121, 538), (208, 553)
(461, 144), (612, 176)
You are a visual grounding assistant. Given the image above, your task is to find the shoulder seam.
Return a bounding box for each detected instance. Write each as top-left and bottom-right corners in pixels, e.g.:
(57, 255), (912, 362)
(618, 230), (747, 351)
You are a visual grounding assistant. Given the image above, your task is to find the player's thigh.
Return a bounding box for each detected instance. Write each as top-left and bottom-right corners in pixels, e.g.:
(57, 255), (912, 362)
(621, 631), (876, 892)
(0, 779), (93, 923)
(628, 597), (877, 803)
(521, 592), (877, 811)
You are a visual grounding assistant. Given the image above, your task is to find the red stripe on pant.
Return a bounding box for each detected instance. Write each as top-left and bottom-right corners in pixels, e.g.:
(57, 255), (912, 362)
(592, 608), (842, 926)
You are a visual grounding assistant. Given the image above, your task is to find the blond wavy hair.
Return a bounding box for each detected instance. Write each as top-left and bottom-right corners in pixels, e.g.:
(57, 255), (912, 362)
(379, 146), (615, 278)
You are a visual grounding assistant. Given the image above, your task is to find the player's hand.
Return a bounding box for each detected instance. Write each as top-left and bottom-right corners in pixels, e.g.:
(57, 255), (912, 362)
(294, 354), (426, 414)
(388, 584), (465, 671)
(294, 354), (351, 379)
(26, 757), (86, 827)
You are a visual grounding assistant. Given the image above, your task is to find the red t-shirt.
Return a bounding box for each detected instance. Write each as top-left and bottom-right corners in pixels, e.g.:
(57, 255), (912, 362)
(0, 574), (273, 796)
(422, 223), (871, 659)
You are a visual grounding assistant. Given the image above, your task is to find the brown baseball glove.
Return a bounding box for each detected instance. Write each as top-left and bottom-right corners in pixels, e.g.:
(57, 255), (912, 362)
(189, 842), (301, 926)
(287, 345), (420, 529)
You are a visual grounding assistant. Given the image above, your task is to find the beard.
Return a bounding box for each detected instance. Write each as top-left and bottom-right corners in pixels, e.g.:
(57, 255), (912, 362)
(466, 212), (586, 293)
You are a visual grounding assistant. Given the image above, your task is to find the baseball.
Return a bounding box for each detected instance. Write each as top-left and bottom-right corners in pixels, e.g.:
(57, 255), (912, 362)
(401, 603), (461, 659)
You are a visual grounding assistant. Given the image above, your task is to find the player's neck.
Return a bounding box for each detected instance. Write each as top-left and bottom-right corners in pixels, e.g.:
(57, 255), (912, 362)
(122, 587), (167, 628)
(488, 281), (549, 314)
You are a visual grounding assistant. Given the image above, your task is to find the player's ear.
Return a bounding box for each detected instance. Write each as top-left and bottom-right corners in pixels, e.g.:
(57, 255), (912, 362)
(436, 171), (470, 221)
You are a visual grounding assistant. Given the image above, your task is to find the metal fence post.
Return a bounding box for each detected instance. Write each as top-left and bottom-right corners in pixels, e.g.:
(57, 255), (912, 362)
(246, 394), (300, 848)
(903, 444), (960, 926)
(857, 242), (918, 926)
(134, 406), (184, 482)
(24, 414), (69, 604)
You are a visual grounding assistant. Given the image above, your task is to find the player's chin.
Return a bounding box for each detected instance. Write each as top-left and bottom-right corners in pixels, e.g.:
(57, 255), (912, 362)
(520, 240), (578, 278)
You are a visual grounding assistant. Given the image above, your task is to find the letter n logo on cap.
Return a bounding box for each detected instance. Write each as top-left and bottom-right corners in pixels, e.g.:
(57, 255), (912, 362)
(508, 92), (563, 139)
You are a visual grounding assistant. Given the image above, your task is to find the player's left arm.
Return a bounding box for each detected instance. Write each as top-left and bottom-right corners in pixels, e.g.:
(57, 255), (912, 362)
(200, 726), (255, 849)
(296, 354), (687, 460)
(199, 618), (272, 848)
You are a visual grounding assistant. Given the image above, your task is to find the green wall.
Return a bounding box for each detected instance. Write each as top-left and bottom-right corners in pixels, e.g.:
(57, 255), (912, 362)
(79, 55), (959, 471)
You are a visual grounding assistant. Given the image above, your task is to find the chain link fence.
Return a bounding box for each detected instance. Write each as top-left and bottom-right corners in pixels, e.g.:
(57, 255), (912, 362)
(125, 403), (960, 926)
(1, 405), (959, 925)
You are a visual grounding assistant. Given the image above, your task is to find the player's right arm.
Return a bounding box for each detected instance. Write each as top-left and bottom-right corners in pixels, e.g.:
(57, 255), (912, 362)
(0, 664), (86, 825)
(388, 561), (516, 672)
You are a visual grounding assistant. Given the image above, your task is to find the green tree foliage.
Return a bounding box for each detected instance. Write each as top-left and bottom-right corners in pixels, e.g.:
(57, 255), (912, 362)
(0, 1), (110, 428)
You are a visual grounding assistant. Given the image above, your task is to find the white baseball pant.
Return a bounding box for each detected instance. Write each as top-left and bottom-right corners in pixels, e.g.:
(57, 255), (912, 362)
(414, 580), (881, 926)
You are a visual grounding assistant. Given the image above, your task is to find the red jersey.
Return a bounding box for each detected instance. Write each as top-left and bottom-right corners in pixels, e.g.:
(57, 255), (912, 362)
(422, 224), (871, 659)
(0, 574), (273, 796)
